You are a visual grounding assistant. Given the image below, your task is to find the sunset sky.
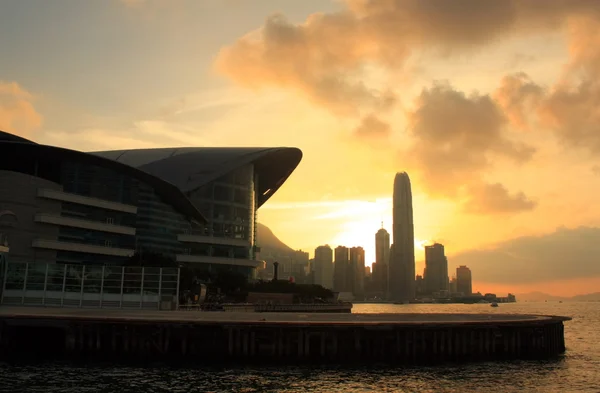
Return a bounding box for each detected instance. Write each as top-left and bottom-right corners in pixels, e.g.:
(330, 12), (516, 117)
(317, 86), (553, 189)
(2, 0), (600, 296)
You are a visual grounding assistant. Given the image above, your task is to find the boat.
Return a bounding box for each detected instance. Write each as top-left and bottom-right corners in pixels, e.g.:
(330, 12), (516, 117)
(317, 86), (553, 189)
(490, 302), (499, 307)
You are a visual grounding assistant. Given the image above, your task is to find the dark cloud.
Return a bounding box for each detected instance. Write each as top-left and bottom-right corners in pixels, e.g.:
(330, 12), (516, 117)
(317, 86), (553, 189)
(215, 0), (600, 213)
(493, 73), (545, 130)
(403, 82), (535, 213)
(463, 183), (537, 214)
(450, 226), (600, 284)
(216, 0), (600, 117)
(353, 114), (391, 141)
(539, 82), (600, 153)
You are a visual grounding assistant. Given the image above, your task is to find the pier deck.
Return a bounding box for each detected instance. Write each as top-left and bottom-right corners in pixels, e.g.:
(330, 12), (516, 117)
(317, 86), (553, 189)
(0, 307), (571, 364)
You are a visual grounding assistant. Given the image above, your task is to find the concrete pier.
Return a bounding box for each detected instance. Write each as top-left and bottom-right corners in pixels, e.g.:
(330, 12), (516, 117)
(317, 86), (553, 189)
(0, 308), (571, 364)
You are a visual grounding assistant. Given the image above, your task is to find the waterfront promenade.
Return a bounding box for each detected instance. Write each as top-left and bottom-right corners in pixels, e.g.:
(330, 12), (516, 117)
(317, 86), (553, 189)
(0, 307), (571, 364)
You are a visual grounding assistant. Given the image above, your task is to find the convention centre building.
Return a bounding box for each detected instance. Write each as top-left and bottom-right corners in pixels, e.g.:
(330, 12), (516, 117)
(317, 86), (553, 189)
(0, 130), (302, 278)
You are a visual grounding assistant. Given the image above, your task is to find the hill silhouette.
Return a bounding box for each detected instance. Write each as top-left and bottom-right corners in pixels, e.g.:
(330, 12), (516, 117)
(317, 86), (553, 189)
(517, 291), (600, 302)
(256, 223), (294, 255)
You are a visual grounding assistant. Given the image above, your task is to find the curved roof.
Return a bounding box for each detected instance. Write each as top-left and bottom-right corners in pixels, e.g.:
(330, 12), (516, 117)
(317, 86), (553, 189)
(0, 140), (207, 223)
(93, 147), (303, 208)
(0, 130), (36, 144)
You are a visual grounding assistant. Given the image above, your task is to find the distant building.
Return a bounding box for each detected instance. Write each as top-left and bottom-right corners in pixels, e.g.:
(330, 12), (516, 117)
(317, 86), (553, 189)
(333, 246), (349, 292)
(314, 245), (334, 289)
(374, 227), (390, 296)
(415, 274), (425, 297)
(449, 276), (458, 294)
(456, 265), (472, 296)
(349, 246), (365, 298)
(424, 243), (448, 294)
(390, 172), (416, 302)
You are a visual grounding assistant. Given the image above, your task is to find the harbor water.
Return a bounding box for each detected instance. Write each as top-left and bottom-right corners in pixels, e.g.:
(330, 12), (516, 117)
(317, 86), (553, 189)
(0, 302), (598, 393)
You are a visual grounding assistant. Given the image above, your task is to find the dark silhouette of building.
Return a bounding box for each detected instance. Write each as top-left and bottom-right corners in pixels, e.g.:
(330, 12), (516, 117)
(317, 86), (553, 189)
(389, 172), (416, 302)
(333, 246), (349, 292)
(314, 245), (334, 289)
(424, 243), (449, 294)
(349, 246), (365, 298)
(0, 130), (301, 278)
(374, 226), (390, 296)
(456, 265), (472, 295)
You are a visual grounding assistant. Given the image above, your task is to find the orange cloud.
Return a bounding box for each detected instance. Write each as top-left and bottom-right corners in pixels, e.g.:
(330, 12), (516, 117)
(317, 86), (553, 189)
(0, 81), (42, 137)
(493, 73), (545, 130)
(463, 183), (536, 215)
(403, 82), (535, 213)
(353, 114), (391, 143)
(216, 0), (600, 214)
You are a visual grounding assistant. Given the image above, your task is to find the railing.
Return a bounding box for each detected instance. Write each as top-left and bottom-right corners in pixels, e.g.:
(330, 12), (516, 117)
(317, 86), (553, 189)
(0, 261), (180, 310)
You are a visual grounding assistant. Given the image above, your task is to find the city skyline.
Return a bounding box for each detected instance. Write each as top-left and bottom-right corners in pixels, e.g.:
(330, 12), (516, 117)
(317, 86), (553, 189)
(4, 0), (600, 296)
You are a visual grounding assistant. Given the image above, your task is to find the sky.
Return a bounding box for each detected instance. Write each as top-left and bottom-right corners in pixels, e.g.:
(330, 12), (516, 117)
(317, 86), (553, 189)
(2, 0), (600, 296)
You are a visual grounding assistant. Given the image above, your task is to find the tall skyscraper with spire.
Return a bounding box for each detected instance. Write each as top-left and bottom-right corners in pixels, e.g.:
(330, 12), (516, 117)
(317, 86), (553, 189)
(389, 172), (416, 302)
(374, 225), (390, 296)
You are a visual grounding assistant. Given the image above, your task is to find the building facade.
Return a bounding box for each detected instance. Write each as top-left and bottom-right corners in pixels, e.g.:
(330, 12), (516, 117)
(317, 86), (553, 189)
(349, 246), (365, 298)
(313, 245), (333, 289)
(373, 227), (390, 296)
(389, 172), (416, 302)
(0, 131), (302, 278)
(333, 246), (349, 293)
(456, 265), (473, 296)
(424, 243), (449, 294)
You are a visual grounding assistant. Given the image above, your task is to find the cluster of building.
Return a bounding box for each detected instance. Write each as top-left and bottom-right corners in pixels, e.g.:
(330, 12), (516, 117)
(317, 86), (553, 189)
(0, 129), (513, 305)
(257, 172), (514, 304)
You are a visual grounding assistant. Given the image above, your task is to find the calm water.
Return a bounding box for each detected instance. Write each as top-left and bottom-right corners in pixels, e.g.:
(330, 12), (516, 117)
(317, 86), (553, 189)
(0, 302), (598, 393)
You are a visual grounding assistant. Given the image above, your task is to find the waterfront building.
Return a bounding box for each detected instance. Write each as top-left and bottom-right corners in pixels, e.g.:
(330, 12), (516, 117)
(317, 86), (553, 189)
(349, 246), (365, 298)
(333, 246), (349, 292)
(389, 172), (416, 302)
(449, 276), (458, 294)
(456, 265), (472, 296)
(374, 227), (390, 296)
(314, 245), (334, 289)
(0, 130), (301, 278)
(424, 243), (449, 294)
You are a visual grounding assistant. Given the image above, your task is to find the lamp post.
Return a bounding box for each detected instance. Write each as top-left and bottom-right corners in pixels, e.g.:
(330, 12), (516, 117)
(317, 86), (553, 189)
(272, 261), (279, 281)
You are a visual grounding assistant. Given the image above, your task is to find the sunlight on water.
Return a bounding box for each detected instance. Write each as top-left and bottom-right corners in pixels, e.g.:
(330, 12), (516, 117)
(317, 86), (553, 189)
(0, 302), (598, 393)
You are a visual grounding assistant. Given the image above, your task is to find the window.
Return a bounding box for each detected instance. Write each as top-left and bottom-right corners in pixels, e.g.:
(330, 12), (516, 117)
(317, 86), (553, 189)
(213, 185), (232, 202)
(233, 225), (247, 240)
(106, 217), (114, 225)
(104, 240), (112, 247)
(213, 204), (232, 221)
(234, 188), (248, 205)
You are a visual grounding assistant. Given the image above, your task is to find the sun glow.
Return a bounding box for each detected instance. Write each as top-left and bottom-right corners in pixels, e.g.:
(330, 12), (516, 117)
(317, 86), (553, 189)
(415, 239), (430, 249)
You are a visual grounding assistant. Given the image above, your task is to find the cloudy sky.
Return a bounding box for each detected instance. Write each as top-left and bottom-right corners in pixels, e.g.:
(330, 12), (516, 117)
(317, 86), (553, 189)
(2, 0), (600, 296)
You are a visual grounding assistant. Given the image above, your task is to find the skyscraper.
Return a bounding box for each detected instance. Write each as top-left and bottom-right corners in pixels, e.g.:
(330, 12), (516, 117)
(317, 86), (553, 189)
(456, 265), (473, 295)
(424, 243), (449, 294)
(349, 246), (365, 297)
(389, 172), (416, 302)
(314, 245), (334, 289)
(333, 246), (349, 292)
(374, 227), (390, 296)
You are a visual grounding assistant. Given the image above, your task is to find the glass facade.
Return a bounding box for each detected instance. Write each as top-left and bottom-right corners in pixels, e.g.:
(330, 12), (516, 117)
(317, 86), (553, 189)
(0, 147), (264, 276)
(186, 164), (257, 260)
(1, 261), (179, 309)
(0, 154), (195, 264)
